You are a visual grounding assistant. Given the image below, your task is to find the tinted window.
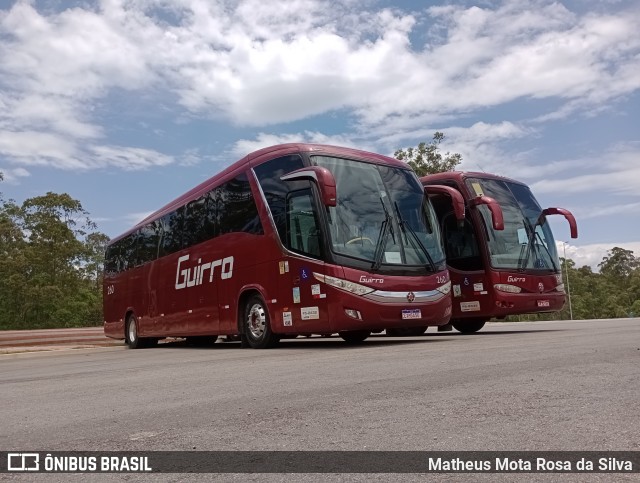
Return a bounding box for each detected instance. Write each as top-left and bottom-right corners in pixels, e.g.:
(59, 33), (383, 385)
(217, 173), (263, 236)
(120, 233), (139, 270)
(139, 221), (162, 264)
(254, 155), (305, 242)
(184, 191), (217, 247)
(286, 189), (322, 258)
(160, 207), (184, 257)
(104, 244), (119, 274)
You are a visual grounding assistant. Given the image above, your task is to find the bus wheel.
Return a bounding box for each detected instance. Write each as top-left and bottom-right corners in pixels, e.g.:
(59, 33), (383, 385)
(339, 330), (370, 344)
(242, 296), (280, 349)
(452, 319), (486, 334)
(125, 315), (142, 349)
(386, 327), (427, 337)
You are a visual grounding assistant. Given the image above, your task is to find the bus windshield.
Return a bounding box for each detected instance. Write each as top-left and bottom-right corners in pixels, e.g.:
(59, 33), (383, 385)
(312, 155), (445, 271)
(466, 177), (560, 272)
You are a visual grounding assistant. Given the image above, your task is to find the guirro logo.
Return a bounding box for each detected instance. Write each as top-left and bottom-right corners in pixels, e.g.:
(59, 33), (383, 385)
(175, 254), (234, 290)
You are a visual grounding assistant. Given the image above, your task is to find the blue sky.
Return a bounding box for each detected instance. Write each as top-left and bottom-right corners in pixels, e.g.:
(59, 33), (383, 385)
(1, 0), (639, 270)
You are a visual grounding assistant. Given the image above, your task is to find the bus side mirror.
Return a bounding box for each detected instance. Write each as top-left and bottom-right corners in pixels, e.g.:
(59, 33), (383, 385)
(423, 185), (465, 222)
(469, 195), (504, 231)
(540, 207), (578, 239)
(281, 166), (337, 207)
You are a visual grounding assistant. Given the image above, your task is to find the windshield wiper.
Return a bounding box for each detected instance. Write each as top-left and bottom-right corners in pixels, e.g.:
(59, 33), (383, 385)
(394, 202), (436, 273)
(517, 216), (558, 272)
(371, 197), (395, 271)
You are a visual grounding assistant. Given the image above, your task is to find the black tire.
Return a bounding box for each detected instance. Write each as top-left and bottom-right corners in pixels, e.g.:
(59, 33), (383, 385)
(386, 326), (427, 337)
(339, 330), (371, 344)
(242, 295), (280, 349)
(125, 314), (158, 349)
(452, 319), (486, 334)
(186, 336), (218, 347)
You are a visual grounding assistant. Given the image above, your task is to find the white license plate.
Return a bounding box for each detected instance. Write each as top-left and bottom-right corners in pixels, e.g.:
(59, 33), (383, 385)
(402, 309), (422, 319)
(537, 300), (550, 307)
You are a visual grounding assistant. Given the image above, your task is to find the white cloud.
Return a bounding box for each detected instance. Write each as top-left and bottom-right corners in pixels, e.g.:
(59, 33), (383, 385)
(89, 145), (174, 170)
(0, 166), (30, 184)
(530, 142), (640, 198)
(558, 240), (640, 271)
(230, 131), (362, 158)
(0, 0), (639, 174)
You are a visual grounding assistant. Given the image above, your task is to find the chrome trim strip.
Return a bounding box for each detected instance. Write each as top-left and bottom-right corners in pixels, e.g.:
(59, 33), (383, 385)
(365, 288), (448, 303)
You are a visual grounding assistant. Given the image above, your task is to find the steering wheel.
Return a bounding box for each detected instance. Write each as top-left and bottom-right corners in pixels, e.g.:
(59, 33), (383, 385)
(346, 237), (374, 246)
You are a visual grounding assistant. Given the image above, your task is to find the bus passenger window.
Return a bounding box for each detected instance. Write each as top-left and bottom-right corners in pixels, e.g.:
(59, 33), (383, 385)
(442, 213), (483, 271)
(286, 189), (322, 258)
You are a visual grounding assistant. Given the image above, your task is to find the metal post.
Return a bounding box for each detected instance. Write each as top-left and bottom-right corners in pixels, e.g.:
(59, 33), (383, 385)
(563, 242), (573, 320)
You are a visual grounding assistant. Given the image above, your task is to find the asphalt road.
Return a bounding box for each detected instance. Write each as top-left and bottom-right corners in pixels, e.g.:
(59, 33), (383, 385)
(1, 318), (639, 482)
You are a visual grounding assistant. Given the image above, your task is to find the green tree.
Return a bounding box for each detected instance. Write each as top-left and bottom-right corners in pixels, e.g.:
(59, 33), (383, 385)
(598, 247), (640, 317)
(394, 132), (462, 177)
(598, 247), (639, 278)
(0, 192), (109, 329)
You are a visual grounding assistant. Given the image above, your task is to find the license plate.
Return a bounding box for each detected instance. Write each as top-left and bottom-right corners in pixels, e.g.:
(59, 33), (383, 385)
(402, 309), (422, 320)
(537, 300), (550, 307)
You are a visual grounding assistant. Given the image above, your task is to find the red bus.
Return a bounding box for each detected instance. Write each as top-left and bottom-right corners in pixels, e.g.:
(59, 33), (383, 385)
(422, 171), (578, 333)
(103, 144), (462, 348)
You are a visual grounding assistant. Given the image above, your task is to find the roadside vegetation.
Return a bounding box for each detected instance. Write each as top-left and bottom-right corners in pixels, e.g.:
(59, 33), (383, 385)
(1, 175), (108, 329)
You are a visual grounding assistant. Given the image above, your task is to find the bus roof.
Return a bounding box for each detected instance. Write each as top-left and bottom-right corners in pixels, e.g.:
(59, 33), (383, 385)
(110, 143), (409, 244)
(421, 170), (528, 187)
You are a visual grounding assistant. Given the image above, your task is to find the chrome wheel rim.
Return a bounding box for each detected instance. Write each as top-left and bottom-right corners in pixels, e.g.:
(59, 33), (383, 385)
(247, 303), (266, 339)
(128, 319), (137, 343)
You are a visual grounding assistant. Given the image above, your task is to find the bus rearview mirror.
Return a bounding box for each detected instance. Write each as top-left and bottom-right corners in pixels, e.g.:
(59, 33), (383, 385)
(540, 207), (578, 239)
(423, 185), (465, 222)
(280, 166), (337, 207)
(469, 195), (504, 231)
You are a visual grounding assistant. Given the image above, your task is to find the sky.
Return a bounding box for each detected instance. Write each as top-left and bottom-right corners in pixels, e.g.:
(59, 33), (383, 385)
(1, 0), (639, 271)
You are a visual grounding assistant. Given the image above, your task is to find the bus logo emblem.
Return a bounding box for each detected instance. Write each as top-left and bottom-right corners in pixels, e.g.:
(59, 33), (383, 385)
(538, 282), (544, 293)
(407, 292), (415, 303)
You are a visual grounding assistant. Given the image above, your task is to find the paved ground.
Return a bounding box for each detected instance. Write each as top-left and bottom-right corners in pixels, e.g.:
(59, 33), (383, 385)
(1, 319), (638, 482)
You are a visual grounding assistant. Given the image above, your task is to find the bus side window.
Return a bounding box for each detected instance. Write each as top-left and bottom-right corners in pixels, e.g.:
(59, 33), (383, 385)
(159, 208), (183, 257)
(442, 212), (483, 271)
(254, 155), (305, 242)
(217, 173), (263, 236)
(286, 189), (322, 258)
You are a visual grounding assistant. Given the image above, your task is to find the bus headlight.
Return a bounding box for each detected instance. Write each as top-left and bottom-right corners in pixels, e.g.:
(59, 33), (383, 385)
(313, 273), (375, 296)
(555, 283), (566, 293)
(494, 283), (522, 294)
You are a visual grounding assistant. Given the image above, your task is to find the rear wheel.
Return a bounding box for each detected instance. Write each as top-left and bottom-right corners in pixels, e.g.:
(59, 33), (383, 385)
(126, 315), (157, 349)
(452, 319), (486, 334)
(339, 330), (371, 344)
(242, 295), (280, 349)
(125, 315), (140, 349)
(386, 326), (427, 337)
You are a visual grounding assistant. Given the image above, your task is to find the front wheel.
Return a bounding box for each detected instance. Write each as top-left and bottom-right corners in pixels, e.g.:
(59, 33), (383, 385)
(242, 295), (280, 349)
(339, 330), (371, 344)
(452, 319), (486, 334)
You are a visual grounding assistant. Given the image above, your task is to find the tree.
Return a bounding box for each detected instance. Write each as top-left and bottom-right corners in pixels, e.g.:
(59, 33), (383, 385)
(0, 192), (109, 329)
(394, 132), (462, 176)
(598, 247), (639, 279)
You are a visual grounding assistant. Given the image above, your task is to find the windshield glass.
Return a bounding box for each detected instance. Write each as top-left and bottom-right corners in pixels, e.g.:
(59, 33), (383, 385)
(312, 156), (445, 271)
(466, 177), (560, 271)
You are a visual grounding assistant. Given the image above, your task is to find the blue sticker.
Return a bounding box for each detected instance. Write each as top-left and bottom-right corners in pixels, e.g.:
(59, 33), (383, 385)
(300, 267), (310, 281)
